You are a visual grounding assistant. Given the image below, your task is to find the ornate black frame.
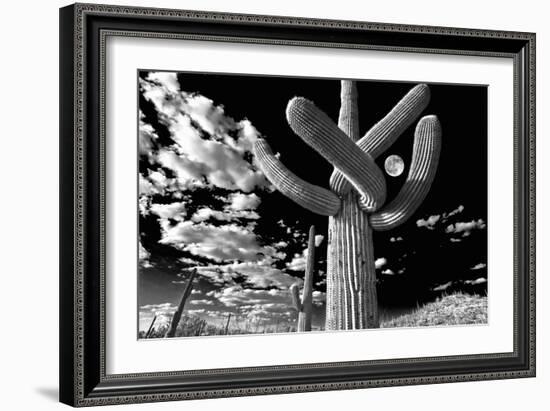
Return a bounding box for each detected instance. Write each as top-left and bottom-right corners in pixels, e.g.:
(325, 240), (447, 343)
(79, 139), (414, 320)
(59, 3), (536, 407)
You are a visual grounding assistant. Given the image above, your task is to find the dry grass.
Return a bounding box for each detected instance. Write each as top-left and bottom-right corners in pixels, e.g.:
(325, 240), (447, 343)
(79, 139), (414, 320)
(381, 292), (487, 328)
(141, 292), (487, 338)
(140, 315), (295, 339)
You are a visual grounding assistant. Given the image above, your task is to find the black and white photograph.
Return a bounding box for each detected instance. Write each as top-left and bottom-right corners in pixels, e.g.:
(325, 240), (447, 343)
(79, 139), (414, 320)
(52, 2), (537, 407)
(137, 71), (488, 339)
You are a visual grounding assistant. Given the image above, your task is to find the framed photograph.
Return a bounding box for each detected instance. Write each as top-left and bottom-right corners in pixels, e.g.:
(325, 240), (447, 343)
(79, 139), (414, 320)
(59, 3), (535, 407)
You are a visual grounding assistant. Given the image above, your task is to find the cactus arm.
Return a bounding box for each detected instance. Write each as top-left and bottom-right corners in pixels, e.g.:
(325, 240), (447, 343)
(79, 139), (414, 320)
(290, 283), (302, 312)
(330, 84), (431, 194)
(253, 139), (341, 216)
(369, 115), (442, 231)
(286, 97), (386, 212)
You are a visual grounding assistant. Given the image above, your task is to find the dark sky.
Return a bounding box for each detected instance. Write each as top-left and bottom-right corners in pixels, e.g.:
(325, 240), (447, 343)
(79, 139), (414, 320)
(138, 70), (487, 333)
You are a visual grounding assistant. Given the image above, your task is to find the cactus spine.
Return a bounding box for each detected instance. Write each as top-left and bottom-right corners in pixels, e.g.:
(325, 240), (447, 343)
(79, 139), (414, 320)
(165, 269), (197, 338)
(254, 80), (441, 330)
(290, 225), (317, 331)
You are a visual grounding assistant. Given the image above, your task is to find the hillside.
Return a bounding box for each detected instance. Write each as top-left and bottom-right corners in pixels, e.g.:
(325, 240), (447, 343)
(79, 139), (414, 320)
(381, 292), (487, 328)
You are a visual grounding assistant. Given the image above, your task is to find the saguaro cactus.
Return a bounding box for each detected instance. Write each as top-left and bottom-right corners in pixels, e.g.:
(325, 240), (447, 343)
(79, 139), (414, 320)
(290, 225), (317, 332)
(165, 268), (197, 338)
(254, 81), (441, 330)
(224, 313), (232, 335)
(145, 315), (157, 338)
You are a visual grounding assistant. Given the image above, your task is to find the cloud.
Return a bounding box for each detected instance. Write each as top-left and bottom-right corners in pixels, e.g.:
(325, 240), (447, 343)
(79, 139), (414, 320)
(464, 277), (487, 285)
(187, 309), (206, 314)
(285, 233), (322, 272)
(140, 74), (270, 193)
(139, 302), (177, 325)
(416, 214), (441, 229)
(432, 281), (453, 291)
(314, 235), (324, 247)
(139, 114), (158, 161)
(145, 72), (180, 93)
(204, 286), (296, 323)
(375, 257), (387, 269)
(286, 253), (306, 271)
(139, 242), (152, 268)
(445, 219), (486, 237)
(189, 299), (215, 306)
(159, 221), (274, 262)
(139, 174), (156, 196)
(382, 269), (395, 275)
(390, 236), (403, 242)
(156, 148), (207, 189)
(227, 263), (297, 289)
(139, 302), (179, 330)
(150, 201), (186, 221)
(227, 192), (261, 211)
(444, 205), (465, 218)
(312, 290), (326, 302)
(190, 260), (297, 289)
(213, 286), (286, 307)
(184, 94), (237, 136)
(471, 263), (487, 270)
(190, 207), (259, 223)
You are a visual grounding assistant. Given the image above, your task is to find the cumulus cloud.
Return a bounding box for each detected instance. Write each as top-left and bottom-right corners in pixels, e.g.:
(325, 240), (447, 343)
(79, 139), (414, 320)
(445, 205), (465, 218)
(416, 214), (441, 229)
(285, 233), (323, 272)
(375, 257), (387, 269)
(159, 221), (275, 262)
(464, 277), (487, 285)
(138, 71), (314, 326)
(140, 73), (270, 193)
(416, 206), (486, 241)
(150, 201), (186, 221)
(189, 260), (296, 289)
(191, 206), (260, 223)
(139, 242), (152, 268)
(203, 286), (296, 323)
(382, 269), (395, 275)
(227, 192), (261, 210)
(139, 302), (179, 330)
(432, 281), (453, 291)
(213, 286), (285, 307)
(286, 252), (306, 271)
(189, 299), (215, 306)
(445, 219), (486, 237)
(471, 263), (487, 270)
(187, 309), (206, 314)
(139, 114), (158, 161)
(390, 236), (403, 242)
(145, 71), (180, 93)
(227, 262), (297, 289)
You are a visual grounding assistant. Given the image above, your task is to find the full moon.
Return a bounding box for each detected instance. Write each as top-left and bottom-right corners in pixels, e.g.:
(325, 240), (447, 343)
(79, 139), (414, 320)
(384, 154), (405, 177)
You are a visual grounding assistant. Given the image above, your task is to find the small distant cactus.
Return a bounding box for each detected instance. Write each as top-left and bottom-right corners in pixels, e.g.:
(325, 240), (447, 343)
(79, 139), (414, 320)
(145, 315), (157, 338)
(290, 225), (317, 332)
(166, 269), (197, 338)
(255, 80), (441, 330)
(224, 313), (232, 335)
